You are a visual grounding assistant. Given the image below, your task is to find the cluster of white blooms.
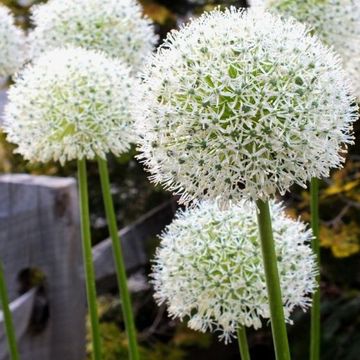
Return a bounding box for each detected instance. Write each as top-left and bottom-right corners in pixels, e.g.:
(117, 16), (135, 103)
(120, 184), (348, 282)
(152, 201), (317, 342)
(28, 0), (157, 71)
(253, 0), (360, 98)
(4, 47), (139, 164)
(0, 4), (26, 78)
(136, 7), (357, 205)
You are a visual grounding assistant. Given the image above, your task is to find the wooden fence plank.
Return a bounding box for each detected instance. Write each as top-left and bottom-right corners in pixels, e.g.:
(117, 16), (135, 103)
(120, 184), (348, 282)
(93, 199), (177, 286)
(0, 174), (85, 360)
(0, 289), (36, 360)
(0, 173), (178, 358)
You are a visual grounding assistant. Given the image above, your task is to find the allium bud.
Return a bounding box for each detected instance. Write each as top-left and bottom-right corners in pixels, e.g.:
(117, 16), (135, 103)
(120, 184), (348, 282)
(0, 4), (26, 78)
(152, 201), (317, 343)
(4, 47), (138, 164)
(137, 7), (357, 205)
(254, 0), (360, 98)
(28, 0), (157, 72)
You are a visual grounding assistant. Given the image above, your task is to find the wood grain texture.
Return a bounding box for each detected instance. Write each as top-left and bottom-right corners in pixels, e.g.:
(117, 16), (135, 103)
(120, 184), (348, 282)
(0, 289), (36, 360)
(0, 174), (85, 360)
(93, 199), (178, 290)
(0, 174), (178, 359)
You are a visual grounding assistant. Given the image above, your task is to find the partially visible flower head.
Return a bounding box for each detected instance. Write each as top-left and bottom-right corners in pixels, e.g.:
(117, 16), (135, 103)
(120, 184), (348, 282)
(0, 4), (26, 78)
(253, 0), (360, 98)
(152, 201), (317, 343)
(137, 7), (357, 205)
(4, 47), (138, 164)
(29, 0), (157, 72)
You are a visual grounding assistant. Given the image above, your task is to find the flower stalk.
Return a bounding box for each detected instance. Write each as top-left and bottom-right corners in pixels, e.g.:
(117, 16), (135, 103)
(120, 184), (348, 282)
(310, 177), (320, 360)
(237, 327), (251, 360)
(256, 199), (291, 360)
(77, 159), (102, 360)
(97, 157), (140, 360)
(0, 261), (19, 360)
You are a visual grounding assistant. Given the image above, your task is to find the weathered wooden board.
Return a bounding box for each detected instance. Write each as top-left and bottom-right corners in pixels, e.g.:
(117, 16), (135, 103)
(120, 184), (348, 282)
(0, 289), (36, 359)
(0, 174), (85, 360)
(0, 173), (178, 358)
(93, 199), (178, 290)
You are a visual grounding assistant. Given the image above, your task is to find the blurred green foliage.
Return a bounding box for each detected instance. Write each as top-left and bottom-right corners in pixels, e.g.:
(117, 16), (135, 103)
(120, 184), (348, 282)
(285, 160), (360, 259)
(86, 296), (212, 360)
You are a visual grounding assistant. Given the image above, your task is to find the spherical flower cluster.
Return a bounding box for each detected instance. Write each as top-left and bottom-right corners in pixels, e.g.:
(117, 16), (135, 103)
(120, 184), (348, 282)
(152, 201), (317, 342)
(4, 47), (138, 164)
(28, 0), (157, 72)
(255, 0), (360, 98)
(136, 7), (357, 205)
(152, 201), (317, 341)
(0, 4), (26, 78)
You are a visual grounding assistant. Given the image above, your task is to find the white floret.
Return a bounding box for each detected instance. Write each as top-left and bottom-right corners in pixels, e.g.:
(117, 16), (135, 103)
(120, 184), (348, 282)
(0, 5), (26, 78)
(29, 0), (157, 72)
(152, 200), (317, 342)
(256, 0), (360, 98)
(4, 47), (139, 164)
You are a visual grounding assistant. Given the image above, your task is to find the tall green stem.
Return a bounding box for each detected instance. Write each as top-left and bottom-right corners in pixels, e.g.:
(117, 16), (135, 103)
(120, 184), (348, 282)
(310, 178), (320, 360)
(97, 158), (140, 360)
(256, 199), (291, 360)
(78, 159), (102, 360)
(0, 261), (19, 360)
(237, 327), (251, 360)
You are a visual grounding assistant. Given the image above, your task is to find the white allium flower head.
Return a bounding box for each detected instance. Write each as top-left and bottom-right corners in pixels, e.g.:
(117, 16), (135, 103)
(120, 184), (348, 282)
(137, 7), (357, 205)
(253, 0), (360, 98)
(28, 0), (157, 72)
(152, 201), (317, 343)
(3, 47), (139, 164)
(0, 4), (26, 78)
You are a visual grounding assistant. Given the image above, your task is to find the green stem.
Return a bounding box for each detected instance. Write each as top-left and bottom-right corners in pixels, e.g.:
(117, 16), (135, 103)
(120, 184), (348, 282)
(256, 199), (291, 360)
(97, 158), (140, 360)
(0, 261), (19, 360)
(237, 327), (251, 360)
(78, 159), (102, 360)
(310, 178), (320, 360)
